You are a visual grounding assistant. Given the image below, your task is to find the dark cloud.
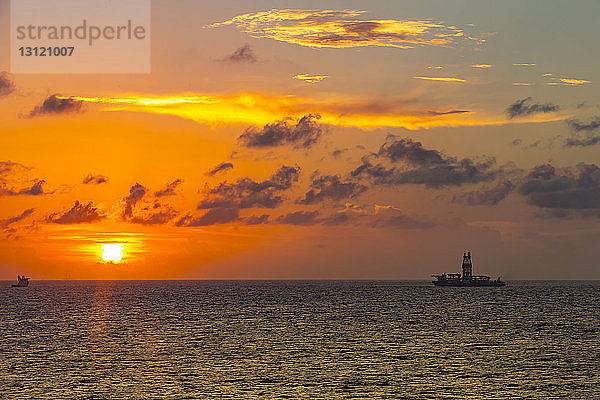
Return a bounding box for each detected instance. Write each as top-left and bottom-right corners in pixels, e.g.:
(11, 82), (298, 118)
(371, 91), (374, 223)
(377, 136), (446, 165)
(511, 139), (522, 146)
(506, 97), (559, 119)
(564, 117), (600, 147)
(0, 72), (16, 97)
(300, 173), (367, 204)
(208, 162), (234, 176)
(238, 114), (323, 148)
(155, 179), (183, 197)
(83, 174), (108, 185)
(458, 181), (515, 206)
(48, 201), (105, 224)
(564, 136), (600, 147)
(321, 212), (353, 226)
(122, 183), (147, 218)
(198, 165), (300, 209)
(0, 180), (47, 196)
(519, 163), (600, 209)
(426, 109), (470, 116)
(352, 136), (499, 188)
(244, 214), (270, 225)
(276, 211), (320, 226)
(567, 116), (600, 132)
(218, 44), (257, 63)
(176, 208), (240, 226)
(28, 94), (83, 117)
(129, 206), (178, 225)
(0, 209), (34, 229)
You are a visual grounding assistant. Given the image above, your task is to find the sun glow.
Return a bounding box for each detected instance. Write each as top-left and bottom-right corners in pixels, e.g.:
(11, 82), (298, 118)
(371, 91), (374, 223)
(101, 243), (125, 263)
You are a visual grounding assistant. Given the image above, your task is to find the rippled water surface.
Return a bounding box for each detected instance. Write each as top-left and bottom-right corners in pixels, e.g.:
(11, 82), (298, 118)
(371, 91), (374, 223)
(1, 281), (599, 399)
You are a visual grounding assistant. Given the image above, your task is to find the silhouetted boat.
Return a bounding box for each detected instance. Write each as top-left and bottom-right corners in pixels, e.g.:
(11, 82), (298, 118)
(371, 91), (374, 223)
(11, 275), (30, 287)
(433, 251), (505, 287)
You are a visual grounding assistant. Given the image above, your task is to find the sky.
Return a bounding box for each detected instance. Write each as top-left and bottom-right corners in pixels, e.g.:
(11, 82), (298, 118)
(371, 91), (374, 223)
(1, 0), (599, 279)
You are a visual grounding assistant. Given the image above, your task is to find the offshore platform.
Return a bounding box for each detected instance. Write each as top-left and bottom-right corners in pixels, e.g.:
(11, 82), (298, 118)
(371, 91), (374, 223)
(432, 251), (505, 287)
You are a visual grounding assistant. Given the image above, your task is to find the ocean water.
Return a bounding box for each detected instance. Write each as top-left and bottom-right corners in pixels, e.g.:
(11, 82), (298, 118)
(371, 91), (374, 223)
(1, 280), (599, 399)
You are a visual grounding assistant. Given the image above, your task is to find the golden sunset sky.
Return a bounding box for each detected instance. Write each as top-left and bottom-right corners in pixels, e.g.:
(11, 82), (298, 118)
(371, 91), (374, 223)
(1, 0), (599, 279)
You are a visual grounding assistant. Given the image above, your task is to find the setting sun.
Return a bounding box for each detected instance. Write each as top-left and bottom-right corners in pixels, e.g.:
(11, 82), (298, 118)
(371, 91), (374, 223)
(101, 243), (124, 263)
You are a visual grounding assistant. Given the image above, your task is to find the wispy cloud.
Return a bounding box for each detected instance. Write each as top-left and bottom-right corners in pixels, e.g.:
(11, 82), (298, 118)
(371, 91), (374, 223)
(59, 91), (557, 130)
(472, 64), (492, 69)
(0, 209), (34, 229)
(0, 72), (16, 97)
(413, 76), (466, 82)
(512, 63), (536, 67)
(294, 74), (328, 84)
(208, 162), (234, 176)
(209, 9), (477, 50)
(512, 83), (535, 86)
(47, 201), (106, 224)
(547, 78), (590, 86)
(506, 97), (559, 119)
(83, 174), (108, 185)
(155, 179), (183, 197)
(218, 44), (257, 63)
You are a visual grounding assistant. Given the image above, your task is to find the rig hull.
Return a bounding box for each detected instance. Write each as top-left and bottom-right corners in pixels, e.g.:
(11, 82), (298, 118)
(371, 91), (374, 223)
(432, 280), (505, 287)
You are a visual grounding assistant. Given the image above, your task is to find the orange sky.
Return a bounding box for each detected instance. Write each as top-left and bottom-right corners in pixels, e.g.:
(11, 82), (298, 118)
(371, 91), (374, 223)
(1, 0), (600, 279)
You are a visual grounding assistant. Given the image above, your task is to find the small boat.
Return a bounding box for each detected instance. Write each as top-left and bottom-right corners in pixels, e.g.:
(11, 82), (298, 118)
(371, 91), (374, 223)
(11, 274), (30, 287)
(432, 251), (505, 287)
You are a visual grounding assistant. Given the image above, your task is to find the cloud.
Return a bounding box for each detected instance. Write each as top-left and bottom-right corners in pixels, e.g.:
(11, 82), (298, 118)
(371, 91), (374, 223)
(0, 180), (47, 196)
(352, 136), (501, 188)
(458, 181), (515, 206)
(547, 78), (590, 86)
(562, 117), (600, 147)
(176, 208), (240, 226)
(564, 136), (600, 147)
(218, 44), (257, 63)
(276, 210), (320, 225)
(0, 209), (34, 229)
(413, 76), (466, 82)
(518, 163), (600, 209)
(472, 64), (492, 69)
(512, 63), (536, 67)
(294, 74), (328, 84)
(198, 165), (300, 209)
(243, 214), (270, 225)
(0, 161), (32, 180)
(209, 9), (477, 50)
(122, 183), (147, 218)
(83, 174), (108, 184)
(61, 91), (535, 130)
(567, 117), (600, 132)
(129, 207), (178, 225)
(238, 114), (323, 148)
(155, 179), (183, 197)
(0, 72), (16, 97)
(506, 97), (559, 119)
(28, 94), (83, 117)
(300, 173), (367, 204)
(512, 83), (535, 86)
(18, 180), (46, 195)
(47, 201), (106, 224)
(208, 162), (234, 176)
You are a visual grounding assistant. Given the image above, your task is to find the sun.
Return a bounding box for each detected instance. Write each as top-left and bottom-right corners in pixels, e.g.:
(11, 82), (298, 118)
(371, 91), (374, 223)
(101, 243), (125, 263)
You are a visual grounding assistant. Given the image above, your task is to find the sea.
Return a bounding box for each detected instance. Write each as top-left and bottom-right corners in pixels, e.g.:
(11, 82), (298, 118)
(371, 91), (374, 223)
(1, 280), (599, 399)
